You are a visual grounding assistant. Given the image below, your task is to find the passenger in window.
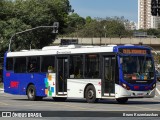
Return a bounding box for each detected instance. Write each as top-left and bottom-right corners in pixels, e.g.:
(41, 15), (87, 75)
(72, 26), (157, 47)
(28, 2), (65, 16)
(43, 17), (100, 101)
(74, 66), (79, 75)
(75, 66), (82, 78)
(29, 63), (35, 72)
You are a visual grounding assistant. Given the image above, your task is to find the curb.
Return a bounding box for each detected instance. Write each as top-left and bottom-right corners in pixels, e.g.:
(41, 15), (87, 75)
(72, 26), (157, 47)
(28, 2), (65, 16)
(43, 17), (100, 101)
(0, 83), (4, 91)
(0, 88), (4, 93)
(0, 88), (4, 91)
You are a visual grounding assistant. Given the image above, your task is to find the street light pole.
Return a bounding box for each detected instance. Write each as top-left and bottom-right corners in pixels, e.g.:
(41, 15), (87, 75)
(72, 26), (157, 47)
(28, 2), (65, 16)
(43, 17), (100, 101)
(104, 26), (106, 38)
(8, 22), (59, 52)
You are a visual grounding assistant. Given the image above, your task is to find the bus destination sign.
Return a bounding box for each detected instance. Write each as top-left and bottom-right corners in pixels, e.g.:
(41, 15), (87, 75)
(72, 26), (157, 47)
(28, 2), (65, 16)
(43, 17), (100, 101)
(121, 49), (147, 54)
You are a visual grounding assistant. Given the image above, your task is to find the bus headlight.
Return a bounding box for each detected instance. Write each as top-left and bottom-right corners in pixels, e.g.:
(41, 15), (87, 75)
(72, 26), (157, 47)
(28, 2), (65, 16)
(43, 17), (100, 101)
(121, 83), (130, 90)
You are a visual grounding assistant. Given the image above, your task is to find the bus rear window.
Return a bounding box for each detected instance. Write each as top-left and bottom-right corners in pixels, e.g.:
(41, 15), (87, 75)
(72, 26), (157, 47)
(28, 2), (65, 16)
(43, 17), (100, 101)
(6, 58), (13, 71)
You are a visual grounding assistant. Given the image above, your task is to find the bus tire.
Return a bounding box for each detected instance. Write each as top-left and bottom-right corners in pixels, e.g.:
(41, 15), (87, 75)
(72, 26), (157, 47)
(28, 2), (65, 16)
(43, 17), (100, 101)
(52, 97), (67, 102)
(116, 98), (128, 104)
(85, 85), (97, 103)
(27, 85), (38, 101)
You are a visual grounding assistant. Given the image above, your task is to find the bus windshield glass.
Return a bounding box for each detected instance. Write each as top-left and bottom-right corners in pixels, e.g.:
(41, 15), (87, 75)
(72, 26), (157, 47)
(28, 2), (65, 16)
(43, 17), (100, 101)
(120, 56), (154, 80)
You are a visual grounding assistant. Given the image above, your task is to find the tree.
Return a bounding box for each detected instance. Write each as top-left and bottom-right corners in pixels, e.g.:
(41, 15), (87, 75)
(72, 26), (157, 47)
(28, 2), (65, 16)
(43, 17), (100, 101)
(63, 13), (85, 36)
(147, 29), (160, 37)
(0, 0), (72, 53)
(74, 17), (128, 38)
(136, 28), (160, 38)
(86, 16), (92, 24)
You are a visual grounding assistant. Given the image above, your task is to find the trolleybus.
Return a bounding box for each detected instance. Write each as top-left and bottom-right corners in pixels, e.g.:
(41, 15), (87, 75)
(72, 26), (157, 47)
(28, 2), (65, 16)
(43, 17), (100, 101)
(3, 44), (156, 103)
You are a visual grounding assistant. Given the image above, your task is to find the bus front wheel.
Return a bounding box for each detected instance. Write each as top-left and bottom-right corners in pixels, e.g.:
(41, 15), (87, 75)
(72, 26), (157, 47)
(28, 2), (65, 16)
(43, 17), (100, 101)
(116, 98), (128, 104)
(85, 85), (98, 103)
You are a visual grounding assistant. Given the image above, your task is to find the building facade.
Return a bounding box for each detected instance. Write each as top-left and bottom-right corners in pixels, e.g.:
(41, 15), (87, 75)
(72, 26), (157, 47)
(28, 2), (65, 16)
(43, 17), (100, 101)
(124, 21), (137, 30)
(151, 16), (160, 29)
(138, 0), (160, 29)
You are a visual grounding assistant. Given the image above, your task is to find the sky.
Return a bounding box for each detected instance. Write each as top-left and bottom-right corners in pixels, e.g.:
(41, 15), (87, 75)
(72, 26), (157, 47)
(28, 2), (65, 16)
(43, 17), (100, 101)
(69, 0), (138, 23)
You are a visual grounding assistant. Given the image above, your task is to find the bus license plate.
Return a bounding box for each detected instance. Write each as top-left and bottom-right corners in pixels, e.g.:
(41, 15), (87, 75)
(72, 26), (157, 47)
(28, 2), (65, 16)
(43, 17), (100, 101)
(137, 93), (144, 96)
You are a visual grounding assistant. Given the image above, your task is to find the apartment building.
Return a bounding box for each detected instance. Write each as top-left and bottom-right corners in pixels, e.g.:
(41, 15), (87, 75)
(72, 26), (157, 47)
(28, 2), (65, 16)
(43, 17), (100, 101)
(138, 0), (160, 29)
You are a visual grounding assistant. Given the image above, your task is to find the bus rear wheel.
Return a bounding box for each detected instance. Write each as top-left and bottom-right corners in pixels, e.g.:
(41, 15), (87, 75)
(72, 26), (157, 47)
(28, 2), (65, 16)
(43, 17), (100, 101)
(85, 85), (98, 103)
(116, 98), (128, 104)
(52, 97), (67, 102)
(27, 85), (42, 101)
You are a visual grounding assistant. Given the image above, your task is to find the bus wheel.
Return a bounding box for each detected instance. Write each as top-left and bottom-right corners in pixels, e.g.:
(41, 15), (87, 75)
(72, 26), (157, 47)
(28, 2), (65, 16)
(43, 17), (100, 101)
(52, 97), (67, 102)
(85, 85), (97, 103)
(116, 98), (128, 104)
(27, 85), (37, 101)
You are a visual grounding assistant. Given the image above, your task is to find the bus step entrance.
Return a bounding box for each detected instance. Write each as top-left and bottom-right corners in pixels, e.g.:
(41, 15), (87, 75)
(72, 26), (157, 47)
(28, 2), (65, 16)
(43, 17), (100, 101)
(57, 92), (67, 95)
(103, 93), (115, 97)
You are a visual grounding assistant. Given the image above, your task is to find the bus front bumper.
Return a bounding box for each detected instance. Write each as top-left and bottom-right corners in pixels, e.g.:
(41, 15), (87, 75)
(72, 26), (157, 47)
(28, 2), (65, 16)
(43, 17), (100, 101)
(115, 84), (155, 98)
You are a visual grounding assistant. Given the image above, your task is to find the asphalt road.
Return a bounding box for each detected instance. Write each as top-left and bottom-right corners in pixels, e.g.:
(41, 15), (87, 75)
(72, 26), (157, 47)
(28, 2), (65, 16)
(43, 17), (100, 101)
(0, 82), (160, 119)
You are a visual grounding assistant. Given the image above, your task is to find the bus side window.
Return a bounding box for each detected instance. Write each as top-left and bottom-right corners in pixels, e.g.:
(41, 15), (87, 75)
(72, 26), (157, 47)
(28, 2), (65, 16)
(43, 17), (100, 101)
(41, 56), (55, 72)
(27, 57), (40, 73)
(28, 63), (35, 72)
(69, 55), (83, 78)
(6, 58), (13, 71)
(85, 54), (99, 78)
(14, 57), (26, 73)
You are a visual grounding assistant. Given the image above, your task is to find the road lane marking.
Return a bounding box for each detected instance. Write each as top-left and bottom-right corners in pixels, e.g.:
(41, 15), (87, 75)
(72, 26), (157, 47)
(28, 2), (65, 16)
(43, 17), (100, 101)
(11, 100), (127, 111)
(0, 101), (8, 106)
(4, 101), (93, 110)
(44, 101), (159, 111)
(0, 99), (160, 111)
(0, 93), (12, 97)
(44, 102), (123, 111)
(1, 93), (160, 111)
(48, 102), (93, 110)
(152, 98), (160, 101)
(41, 102), (160, 111)
(156, 88), (160, 95)
(16, 103), (92, 110)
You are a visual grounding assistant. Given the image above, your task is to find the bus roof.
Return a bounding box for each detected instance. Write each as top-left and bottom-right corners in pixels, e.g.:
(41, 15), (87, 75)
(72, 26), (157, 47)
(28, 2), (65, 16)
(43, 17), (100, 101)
(6, 44), (151, 57)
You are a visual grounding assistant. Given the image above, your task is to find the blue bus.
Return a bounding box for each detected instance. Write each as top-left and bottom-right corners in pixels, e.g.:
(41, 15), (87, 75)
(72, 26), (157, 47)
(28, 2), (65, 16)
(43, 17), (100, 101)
(3, 44), (156, 103)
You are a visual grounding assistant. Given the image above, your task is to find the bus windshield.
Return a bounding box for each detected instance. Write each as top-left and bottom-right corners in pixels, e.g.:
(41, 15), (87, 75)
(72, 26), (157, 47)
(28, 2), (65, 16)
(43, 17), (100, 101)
(120, 56), (155, 80)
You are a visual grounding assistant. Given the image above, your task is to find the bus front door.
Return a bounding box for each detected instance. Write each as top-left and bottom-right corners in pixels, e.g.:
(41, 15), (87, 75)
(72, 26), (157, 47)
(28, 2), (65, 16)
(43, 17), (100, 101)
(102, 56), (115, 97)
(56, 57), (68, 95)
